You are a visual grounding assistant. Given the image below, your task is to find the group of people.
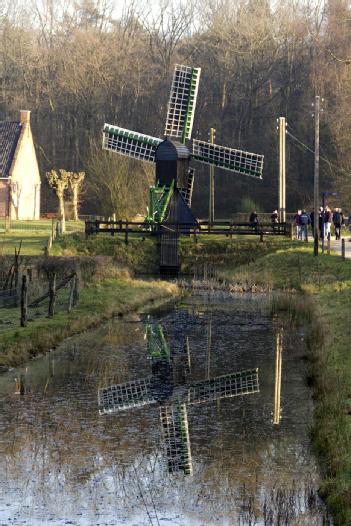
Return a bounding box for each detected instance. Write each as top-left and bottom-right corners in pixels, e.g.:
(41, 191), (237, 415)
(248, 207), (350, 241)
(294, 207), (347, 241)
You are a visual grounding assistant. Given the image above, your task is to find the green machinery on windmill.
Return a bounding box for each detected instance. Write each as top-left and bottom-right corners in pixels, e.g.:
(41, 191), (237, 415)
(102, 64), (264, 228)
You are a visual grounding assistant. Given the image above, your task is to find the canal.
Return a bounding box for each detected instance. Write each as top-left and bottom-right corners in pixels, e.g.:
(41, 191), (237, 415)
(0, 292), (331, 525)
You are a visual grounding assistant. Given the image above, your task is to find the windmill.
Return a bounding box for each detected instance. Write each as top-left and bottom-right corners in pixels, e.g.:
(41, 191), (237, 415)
(98, 322), (260, 475)
(102, 64), (264, 228)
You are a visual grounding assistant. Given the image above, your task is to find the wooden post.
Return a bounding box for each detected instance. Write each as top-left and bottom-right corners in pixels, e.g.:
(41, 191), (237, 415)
(14, 246), (20, 289)
(48, 273), (56, 317)
(68, 274), (76, 312)
(313, 95), (320, 256)
(342, 238), (345, 260)
(278, 117), (286, 223)
(73, 274), (80, 307)
(55, 221), (60, 238)
(51, 217), (55, 240)
(208, 127), (216, 225)
(260, 232), (264, 242)
(125, 221), (129, 245)
(47, 235), (52, 251)
(15, 373), (26, 395)
(20, 274), (28, 327)
(327, 236), (331, 255)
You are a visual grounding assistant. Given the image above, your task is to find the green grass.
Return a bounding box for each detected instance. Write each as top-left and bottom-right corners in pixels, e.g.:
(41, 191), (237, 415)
(51, 233), (159, 273)
(0, 220), (84, 256)
(52, 231), (296, 274)
(221, 244), (351, 525)
(0, 277), (178, 368)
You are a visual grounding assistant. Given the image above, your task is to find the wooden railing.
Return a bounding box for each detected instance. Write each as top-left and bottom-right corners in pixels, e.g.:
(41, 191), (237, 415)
(85, 219), (293, 242)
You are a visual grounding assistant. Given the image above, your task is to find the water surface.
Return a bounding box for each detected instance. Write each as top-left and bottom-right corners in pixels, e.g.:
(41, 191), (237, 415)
(0, 292), (331, 525)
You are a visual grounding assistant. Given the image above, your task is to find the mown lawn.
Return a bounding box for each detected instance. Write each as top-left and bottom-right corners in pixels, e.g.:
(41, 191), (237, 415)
(0, 220), (84, 255)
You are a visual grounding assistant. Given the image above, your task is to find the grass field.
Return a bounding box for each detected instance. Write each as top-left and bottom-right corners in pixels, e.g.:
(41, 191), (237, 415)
(0, 220), (84, 255)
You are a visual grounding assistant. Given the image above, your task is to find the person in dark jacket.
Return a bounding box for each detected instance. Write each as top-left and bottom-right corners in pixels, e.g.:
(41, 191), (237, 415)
(249, 211), (258, 231)
(299, 210), (310, 241)
(333, 208), (342, 240)
(319, 207), (325, 239)
(271, 210), (278, 232)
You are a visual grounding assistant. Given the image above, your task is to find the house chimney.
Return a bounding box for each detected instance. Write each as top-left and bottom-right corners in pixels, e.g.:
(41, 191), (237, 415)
(20, 110), (31, 126)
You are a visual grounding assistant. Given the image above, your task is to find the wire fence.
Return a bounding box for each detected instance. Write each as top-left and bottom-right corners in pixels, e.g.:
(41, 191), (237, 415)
(0, 273), (79, 332)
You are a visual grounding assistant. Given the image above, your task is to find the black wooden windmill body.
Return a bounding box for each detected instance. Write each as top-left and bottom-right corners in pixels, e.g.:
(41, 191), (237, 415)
(98, 323), (260, 475)
(102, 64), (264, 229)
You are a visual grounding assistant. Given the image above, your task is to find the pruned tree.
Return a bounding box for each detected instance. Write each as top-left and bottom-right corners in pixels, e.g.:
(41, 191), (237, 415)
(69, 171), (85, 220)
(46, 169), (71, 232)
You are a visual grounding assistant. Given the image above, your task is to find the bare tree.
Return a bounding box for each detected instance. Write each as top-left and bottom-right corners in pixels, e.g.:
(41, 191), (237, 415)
(46, 169), (71, 232)
(69, 171), (85, 220)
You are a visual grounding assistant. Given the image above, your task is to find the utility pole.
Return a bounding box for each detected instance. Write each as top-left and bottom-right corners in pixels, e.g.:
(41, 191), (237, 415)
(313, 95), (320, 256)
(278, 117), (286, 223)
(209, 127), (216, 225)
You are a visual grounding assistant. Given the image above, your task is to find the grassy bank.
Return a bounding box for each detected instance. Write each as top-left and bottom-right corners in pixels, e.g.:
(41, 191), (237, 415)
(51, 231), (296, 274)
(0, 276), (178, 369)
(221, 245), (351, 525)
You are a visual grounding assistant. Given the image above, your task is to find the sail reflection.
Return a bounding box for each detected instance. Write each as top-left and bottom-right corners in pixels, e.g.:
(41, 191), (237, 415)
(98, 322), (260, 476)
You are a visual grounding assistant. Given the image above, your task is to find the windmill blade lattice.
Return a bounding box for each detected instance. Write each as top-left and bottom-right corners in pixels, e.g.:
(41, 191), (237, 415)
(164, 64), (201, 142)
(98, 376), (156, 414)
(102, 124), (162, 162)
(192, 139), (264, 178)
(160, 403), (192, 475)
(186, 368), (259, 405)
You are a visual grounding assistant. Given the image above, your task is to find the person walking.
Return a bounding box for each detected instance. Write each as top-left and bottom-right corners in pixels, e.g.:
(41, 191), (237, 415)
(333, 208), (342, 240)
(249, 210), (258, 232)
(325, 206), (333, 240)
(294, 210), (302, 240)
(319, 206), (325, 240)
(271, 209), (278, 232)
(299, 210), (310, 242)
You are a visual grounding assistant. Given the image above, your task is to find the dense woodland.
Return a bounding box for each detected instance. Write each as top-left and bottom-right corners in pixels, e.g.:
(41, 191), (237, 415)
(1, 0), (351, 218)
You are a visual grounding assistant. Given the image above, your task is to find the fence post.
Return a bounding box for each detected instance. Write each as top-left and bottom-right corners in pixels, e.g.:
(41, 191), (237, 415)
(15, 373), (26, 395)
(55, 221), (60, 238)
(342, 238), (345, 260)
(20, 274), (28, 327)
(125, 221), (129, 245)
(48, 273), (56, 317)
(47, 235), (53, 252)
(68, 274), (76, 312)
(73, 274), (80, 307)
(327, 237), (331, 255)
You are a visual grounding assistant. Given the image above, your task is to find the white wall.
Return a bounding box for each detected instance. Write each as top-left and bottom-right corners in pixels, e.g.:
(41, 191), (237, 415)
(9, 116), (41, 220)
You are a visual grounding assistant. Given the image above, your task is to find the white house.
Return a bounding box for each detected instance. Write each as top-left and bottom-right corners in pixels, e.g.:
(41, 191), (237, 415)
(0, 110), (41, 219)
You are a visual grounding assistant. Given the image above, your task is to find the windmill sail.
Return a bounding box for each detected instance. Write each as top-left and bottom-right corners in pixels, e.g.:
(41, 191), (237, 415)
(192, 139), (264, 178)
(164, 65), (201, 142)
(102, 124), (162, 162)
(98, 376), (156, 414)
(160, 402), (192, 475)
(186, 368), (259, 405)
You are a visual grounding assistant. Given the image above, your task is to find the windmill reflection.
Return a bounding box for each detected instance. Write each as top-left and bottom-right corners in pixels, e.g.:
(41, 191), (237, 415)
(98, 322), (260, 476)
